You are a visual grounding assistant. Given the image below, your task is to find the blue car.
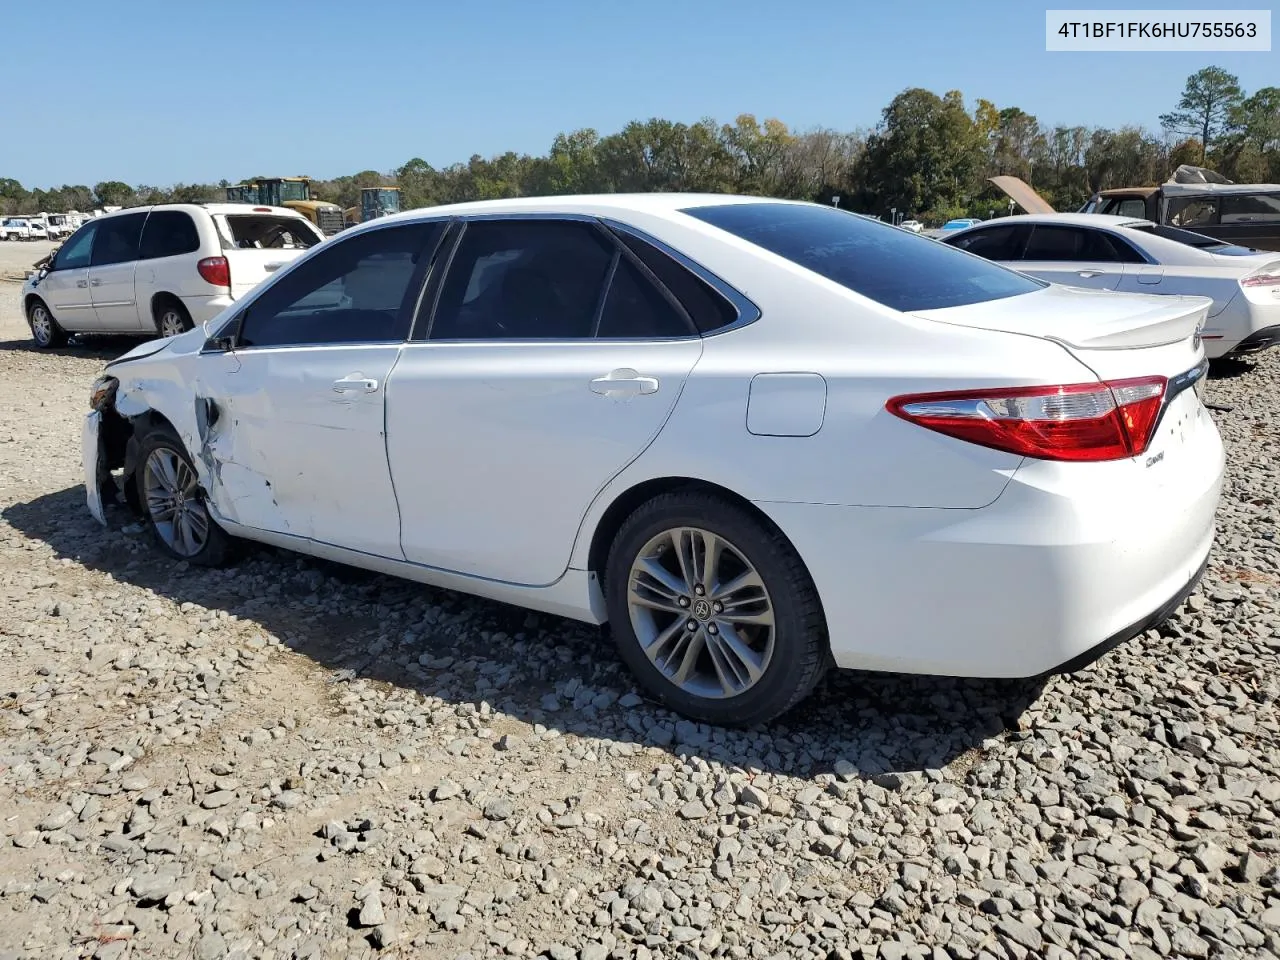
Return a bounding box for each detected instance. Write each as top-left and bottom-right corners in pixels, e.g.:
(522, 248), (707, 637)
(941, 218), (983, 231)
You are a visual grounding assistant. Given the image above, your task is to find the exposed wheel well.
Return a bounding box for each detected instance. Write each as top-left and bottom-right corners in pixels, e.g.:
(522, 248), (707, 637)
(150, 292), (188, 323)
(24, 293), (47, 317)
(587, 477), (797, 581)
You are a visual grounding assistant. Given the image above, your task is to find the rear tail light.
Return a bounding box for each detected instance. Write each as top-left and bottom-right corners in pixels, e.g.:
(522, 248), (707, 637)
(887, 377), (1168, 462)
(1241, 273), (1280, 288)
(197, 256), (230, 288)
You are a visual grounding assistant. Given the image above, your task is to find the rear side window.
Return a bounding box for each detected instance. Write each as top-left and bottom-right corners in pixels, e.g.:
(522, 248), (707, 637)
(1167, 197), (1219, 228)
(945, 224), (1025, 260)
(429, 220), (614, 340)
(90, 213), (146, 267)
(1220, 193), (1280, 224)
(139, 211), (200, 260)
(221, 214), (321, 250)
(1021, 226), (1144, 263)
(597, 256), (692, 339)
(613, 230), (739, 333)
(681, 202), (1042, 312)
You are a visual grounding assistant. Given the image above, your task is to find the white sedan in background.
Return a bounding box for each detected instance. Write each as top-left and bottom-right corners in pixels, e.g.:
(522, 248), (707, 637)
(941, 213), (1280, 358)
(84, 196), (1222, 726)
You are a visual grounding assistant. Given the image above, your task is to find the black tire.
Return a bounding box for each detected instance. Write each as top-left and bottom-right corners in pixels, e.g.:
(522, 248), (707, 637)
(27, 297), (68, 349)
(605, 491), (828, 726)
(133, 425), (233, 567)
(153, 298), (193, 338)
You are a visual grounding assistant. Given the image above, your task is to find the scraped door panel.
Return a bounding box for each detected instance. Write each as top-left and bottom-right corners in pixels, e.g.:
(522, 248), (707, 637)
(196, 345), (404, 557)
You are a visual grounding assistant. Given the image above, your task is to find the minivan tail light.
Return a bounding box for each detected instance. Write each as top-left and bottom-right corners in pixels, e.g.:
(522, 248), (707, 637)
(197, 256), (230, 288)
(887, 377), (1168, 462)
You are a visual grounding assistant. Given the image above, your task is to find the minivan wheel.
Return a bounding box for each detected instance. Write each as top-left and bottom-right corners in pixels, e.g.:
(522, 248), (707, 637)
(155, 300), (193, 338)
(27, 298), (68, 348)
(135, 426), (232, 566)
(605, 491), (829, 726)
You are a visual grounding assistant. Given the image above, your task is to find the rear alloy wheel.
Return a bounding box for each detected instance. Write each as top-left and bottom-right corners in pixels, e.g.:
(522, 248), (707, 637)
(156, 300), (193, 338)
(606, 492), (828, 726)
(135, 428), (231, 566)
(27, 299), (68, 348)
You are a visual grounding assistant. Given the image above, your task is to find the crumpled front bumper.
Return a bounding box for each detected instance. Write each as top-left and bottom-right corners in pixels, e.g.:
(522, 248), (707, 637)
(83, 411), (107, 526)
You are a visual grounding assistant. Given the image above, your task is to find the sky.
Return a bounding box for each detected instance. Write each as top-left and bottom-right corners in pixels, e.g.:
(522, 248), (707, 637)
(1, 0), (1274, 189)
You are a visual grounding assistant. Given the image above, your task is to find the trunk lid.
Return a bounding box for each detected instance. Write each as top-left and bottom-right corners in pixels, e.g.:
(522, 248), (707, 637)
(914, 284), (1209, 381)
(212, 212), (324, 300)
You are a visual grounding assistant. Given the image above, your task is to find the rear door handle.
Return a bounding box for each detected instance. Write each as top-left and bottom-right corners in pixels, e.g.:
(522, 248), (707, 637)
(332, 376), (379, 394)
(1076, 270), (1103, 278)
(89, 278), (103, 286)
(76, 279), (88, 288)
(590, 369), (659, 397)
(263, 261), (285, 273)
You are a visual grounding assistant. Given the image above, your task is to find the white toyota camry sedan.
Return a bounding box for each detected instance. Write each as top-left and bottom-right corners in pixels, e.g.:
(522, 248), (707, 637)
(83, 195), (1224, 726)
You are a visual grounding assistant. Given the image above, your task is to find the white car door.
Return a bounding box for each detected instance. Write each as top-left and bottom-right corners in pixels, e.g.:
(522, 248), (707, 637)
(192, 221), (444, 557)
(1012, 224), (1128, 290)
(31, 220), (99, 331)
(386, 217), (703, 587)
(87, 212), (147, 330)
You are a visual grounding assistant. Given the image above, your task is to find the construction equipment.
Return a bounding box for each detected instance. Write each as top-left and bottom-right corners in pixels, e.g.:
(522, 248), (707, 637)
(224, 177), (345, 236)
(344, 186), (402, 228)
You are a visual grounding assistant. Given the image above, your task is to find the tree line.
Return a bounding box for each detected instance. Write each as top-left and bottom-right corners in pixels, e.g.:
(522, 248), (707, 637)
(3, 67), (1276, 225)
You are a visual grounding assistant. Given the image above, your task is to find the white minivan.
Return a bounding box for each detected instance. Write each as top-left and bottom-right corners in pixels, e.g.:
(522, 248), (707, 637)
(22, 203), (325, 348)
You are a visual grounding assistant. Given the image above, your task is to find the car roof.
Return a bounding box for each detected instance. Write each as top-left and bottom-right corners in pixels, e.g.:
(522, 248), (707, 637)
(954, 212), (1154, 230)
(367, 193), (804, 227)
(86, 203), (308, 220)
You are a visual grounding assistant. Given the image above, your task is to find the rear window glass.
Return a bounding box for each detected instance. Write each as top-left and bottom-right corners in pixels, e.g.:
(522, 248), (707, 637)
(1137, 223), (1260, 255)
(221, 215), (321, 250)
(1220, 192), (1280, 224)
(614, 230), (740, 333)
(681, 202), (1043, 312)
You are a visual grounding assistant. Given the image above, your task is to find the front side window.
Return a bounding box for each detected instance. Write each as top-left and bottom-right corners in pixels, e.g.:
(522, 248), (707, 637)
(236, 222), (443, 348)
(53, 222), (98, 270)
(90, 213), (147, 267)
(429, 220), (614, 340)
(138, 211), (200, 260)
(682, 202), (1042, 312)
(1220, 193), (1280, 224)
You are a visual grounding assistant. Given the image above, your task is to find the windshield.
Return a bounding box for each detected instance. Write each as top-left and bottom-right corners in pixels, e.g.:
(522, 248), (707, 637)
(278, 181), (309, 203)
(1133, 223), (1261, 256)
(682, 202), (1043, 312)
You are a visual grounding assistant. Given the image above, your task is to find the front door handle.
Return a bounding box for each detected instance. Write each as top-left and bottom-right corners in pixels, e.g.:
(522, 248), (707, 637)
(590, 369), (659, 397)
(76, 279), (88, 288)
(89, 278), (103, 287)
(1076, 270), (1103, 278)
(332, 376), (379, 394)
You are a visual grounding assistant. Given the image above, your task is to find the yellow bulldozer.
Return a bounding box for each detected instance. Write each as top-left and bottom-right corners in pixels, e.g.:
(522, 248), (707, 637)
(224, 177), (345, 236)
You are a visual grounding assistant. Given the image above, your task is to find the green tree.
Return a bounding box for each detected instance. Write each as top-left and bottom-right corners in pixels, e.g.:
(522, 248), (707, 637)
(1159, 67), (1243, 162)
(856, 88), (983, 220)
(93, 181), (136, 207)
(1233, 86), (1280, 153)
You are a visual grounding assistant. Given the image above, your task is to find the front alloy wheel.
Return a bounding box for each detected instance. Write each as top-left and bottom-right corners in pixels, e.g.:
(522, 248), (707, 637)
(143, 447), (212, 558)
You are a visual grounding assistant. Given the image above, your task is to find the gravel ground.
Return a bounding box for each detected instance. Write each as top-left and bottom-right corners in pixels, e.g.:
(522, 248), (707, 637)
(1, 260), (1279, 960)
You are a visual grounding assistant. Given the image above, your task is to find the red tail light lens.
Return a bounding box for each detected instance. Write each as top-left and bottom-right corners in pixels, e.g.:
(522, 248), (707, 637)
(887, 377), (1168, 462)
(197, 256), (230, 288)
(1241, 273), (1280, 288)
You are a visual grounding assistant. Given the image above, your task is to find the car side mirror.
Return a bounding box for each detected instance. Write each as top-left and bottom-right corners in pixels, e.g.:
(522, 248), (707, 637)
(205, 314), (243, 353)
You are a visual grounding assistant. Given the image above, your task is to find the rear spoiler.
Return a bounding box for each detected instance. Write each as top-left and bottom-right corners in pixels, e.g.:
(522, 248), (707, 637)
(988, 176), (1056, 214)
